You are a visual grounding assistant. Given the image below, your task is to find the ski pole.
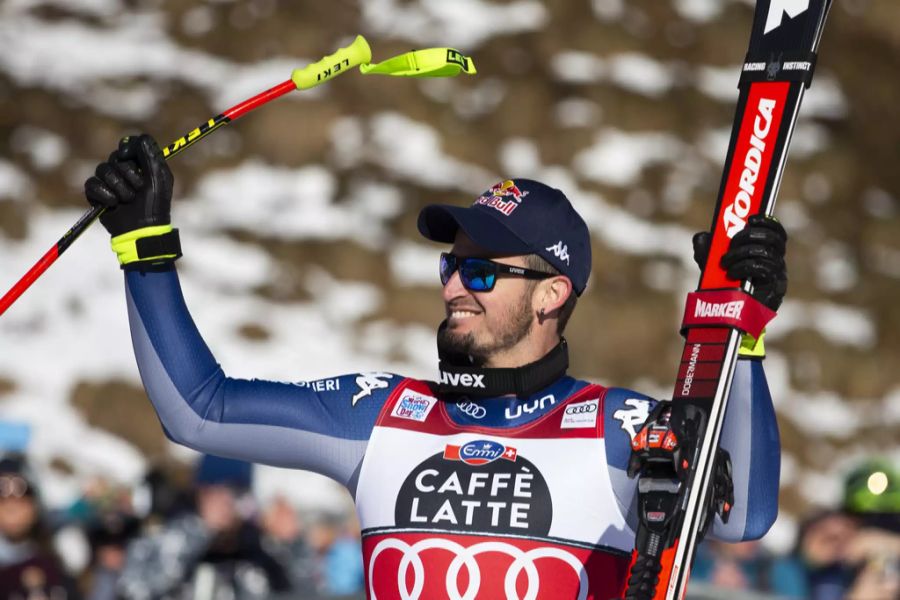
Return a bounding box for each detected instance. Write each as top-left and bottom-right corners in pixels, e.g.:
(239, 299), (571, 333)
(0, 37), (475, 317)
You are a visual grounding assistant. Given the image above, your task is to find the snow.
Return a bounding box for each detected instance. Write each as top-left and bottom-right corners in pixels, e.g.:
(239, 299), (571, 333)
(799, 470), (844, 507)
(863, 188), (897, 219)
(450, 79), (507, 119)
(672, 0), (724, 23)
(552, 51), (674, 98)
(368, 112), (495, 188)
(182, 163), (346, 240)
(329, 117), (366, 170)
(5, 0), (123, 18)
(573, 128), (685, 187)
(770, 301), (877, 349)
(803, 173), (833, 205)
(800, 75), (849, 120)
(552, 51), (606, 84)
(359, 0), (548, 48)
(607, 53), (675, 97)
(498, 138), (543, 174)
(696, 126), (733, 164)
(389, 241), (442, 287)
(884, 388), (900, 425)
(553, 98), (602, 129)
(10, 126), (70, 172)
(0, 10), (318, 121)
(814, 242), (859, 293)
(642, 260), (680, 292)
(180, 5), (217, 37)
(590, 0), (624, 21)
(788, 123), (832, 160)
(696, 65), (740, 103)
(0, 160), (32, 202)
(779, 391), (865, 439)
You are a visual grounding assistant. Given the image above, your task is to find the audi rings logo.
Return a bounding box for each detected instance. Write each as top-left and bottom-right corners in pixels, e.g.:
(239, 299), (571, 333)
(456, 402), (486, 419)
(561, 398), (600, 430)
(565, 403), (597, 416)
(368, 537), (589, 600)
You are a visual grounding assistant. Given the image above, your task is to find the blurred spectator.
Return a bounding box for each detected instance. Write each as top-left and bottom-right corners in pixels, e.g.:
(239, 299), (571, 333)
(777, 459), (900, 600)
(691, 539), (805, 597)
(838, 458), (899, 600)
(308, 512), (364, 598)
(0, 453), (82, 599)
(136, 465), (193, 525)
(259, 495), (319, 599)
(692, 458), (900, 599)
(116, 455), (301, 600)
(843, 458), (900, 532)
(82, 512), (141, 600)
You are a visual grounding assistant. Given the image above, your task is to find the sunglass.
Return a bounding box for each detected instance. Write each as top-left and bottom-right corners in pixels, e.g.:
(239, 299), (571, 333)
(440, 253), (553, 292)
(0, 474), (31, 499)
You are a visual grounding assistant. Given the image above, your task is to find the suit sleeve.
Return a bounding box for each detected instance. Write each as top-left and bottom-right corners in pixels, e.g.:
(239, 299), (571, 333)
(603, 357), (780, 542)
(123, 266), (402, 493)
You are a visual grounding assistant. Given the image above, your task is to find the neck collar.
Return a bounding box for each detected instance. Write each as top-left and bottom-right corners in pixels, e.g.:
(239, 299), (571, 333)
(436, 331), (569, 398)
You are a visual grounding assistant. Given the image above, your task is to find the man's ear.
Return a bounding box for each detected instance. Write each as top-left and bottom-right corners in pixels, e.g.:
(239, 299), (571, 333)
(534, 276), (573, 315)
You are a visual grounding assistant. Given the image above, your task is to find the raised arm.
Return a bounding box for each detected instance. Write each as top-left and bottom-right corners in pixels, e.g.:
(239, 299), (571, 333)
(603, 356), (780, 544)
(85, 134), (401, 492)
(603, 216), (789, 543)
(126, 265), (400, 489)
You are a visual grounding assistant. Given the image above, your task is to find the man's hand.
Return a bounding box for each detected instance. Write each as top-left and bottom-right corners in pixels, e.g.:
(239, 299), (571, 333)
(84, 134), (173, 237)
(692, 215), (788, 311)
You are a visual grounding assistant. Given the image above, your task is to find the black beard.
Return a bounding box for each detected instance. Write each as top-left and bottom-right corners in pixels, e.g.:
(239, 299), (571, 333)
(437, 298), (535, 367)
(437, 328), (487, 366)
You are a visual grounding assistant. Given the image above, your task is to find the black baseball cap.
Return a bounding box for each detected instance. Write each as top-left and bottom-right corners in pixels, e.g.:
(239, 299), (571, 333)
(417, 179), (592, 295)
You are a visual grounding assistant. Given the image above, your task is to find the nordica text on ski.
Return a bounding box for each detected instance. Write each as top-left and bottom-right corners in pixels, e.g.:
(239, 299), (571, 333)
(723, 97), (777, 238)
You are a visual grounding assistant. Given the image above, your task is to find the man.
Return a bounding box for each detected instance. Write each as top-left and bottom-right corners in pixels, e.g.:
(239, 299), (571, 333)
(117, 455), (307, 600)
(84, 134), (784, 598)
(0, 454), (82, 599)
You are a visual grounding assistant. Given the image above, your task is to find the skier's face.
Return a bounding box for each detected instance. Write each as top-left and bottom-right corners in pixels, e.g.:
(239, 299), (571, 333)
(438, 232), (537, 367)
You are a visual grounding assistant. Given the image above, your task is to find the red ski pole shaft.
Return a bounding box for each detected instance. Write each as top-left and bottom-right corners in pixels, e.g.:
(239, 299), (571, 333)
(0, 36), (371, 317)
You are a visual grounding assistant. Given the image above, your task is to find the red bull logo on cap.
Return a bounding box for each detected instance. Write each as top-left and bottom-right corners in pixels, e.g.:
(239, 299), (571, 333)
(473, 180), (530, 216)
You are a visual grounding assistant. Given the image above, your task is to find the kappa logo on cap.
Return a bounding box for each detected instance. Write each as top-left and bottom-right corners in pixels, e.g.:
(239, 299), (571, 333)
(545, 240), (570, 265)
(473, 180), (529, 217)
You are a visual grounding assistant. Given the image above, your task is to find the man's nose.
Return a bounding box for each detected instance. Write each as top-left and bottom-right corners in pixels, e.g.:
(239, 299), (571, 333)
(442, 268), (467, 301)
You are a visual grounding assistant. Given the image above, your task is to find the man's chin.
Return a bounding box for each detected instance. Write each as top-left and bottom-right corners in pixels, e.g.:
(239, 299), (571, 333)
(437, 326), (488, 366)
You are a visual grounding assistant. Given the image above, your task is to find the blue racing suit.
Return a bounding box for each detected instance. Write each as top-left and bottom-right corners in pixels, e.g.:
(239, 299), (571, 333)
(124, 266), (780, 598)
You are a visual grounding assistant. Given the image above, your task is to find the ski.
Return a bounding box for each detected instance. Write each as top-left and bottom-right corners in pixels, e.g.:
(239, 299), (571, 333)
(622, 1), (834, 599)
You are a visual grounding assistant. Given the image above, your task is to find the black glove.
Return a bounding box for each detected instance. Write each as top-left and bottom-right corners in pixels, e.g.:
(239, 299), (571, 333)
(84, 134), (173, 237)
(692, 215), (788, 311)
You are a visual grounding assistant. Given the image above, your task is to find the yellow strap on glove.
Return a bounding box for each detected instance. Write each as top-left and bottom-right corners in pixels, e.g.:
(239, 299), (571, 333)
(110, 225), (181, 266)
(738, 330), (766, 358)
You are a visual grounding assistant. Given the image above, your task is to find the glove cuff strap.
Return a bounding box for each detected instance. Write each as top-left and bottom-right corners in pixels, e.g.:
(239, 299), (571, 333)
(111, 225), (182, 267)
(738, 330), (766, 358)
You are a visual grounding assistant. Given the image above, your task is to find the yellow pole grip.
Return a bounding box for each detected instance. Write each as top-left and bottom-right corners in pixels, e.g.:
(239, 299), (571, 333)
(291, 35), (372, 90)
